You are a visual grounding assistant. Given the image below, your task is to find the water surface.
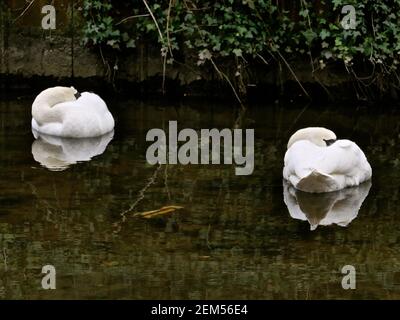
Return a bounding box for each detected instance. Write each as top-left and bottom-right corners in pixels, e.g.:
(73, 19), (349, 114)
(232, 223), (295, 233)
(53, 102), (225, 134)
(0, 97), (400, 299)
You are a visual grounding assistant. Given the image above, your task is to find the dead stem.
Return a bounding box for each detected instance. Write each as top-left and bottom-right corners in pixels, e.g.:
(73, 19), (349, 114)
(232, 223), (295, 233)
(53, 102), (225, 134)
(141, 0), (168, 93)
(300, 0), (315, 73)
(13, 0), (35, 23)
(166, 0), (174, 59)
(210, 58), (244, 107)
(142, 0), (164, 42)
(256, 53), (269, 65)
(273, 49), (311, 99)
(115, 14), (150, 26)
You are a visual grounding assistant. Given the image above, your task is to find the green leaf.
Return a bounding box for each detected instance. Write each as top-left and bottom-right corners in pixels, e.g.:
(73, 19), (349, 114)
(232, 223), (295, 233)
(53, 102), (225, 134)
(319, 29), (330, 40)
(126, 39), (136, 48)
(232, 48), (242, 57)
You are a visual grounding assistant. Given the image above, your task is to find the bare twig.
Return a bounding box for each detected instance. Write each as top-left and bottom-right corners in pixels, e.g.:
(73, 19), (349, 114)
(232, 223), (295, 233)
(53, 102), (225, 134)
(142, 0), (164, 42)
(273, 49), (311, 98)
(113, 164), (163, 233)
(166, 0), (174, 58)
(210, 58), (244, 108)
(119, 164), (162, 219)
(256, 53), (269, 65)
(164, 163), (171, 200)
(13, 0), (35, 23)
(115, 14), (150, 26)
(300, 0), (315, 73)
(141, 0), (168, 93)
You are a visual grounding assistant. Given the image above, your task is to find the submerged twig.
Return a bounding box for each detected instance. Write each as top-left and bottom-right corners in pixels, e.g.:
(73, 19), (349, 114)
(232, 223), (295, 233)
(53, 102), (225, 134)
(164, 163), (171, 200)
(134, 205), (184, 219)
(119, 164), (162, 220)
(2, 248), (7, 271)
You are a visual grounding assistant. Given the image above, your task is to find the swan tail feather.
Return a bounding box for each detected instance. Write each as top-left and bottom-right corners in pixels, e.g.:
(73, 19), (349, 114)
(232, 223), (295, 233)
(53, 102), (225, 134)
(296, 170), (338, 193)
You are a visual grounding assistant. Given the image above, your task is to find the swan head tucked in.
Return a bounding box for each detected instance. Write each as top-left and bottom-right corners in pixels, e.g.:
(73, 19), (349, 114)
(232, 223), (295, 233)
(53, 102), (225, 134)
(33, 86), (80, 108)
(287, 127), (337, 149)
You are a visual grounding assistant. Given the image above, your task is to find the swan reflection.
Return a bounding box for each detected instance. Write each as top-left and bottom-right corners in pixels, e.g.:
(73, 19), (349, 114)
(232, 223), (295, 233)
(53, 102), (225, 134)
(283, 180), (371, 230)
(32, 130), (114, 171)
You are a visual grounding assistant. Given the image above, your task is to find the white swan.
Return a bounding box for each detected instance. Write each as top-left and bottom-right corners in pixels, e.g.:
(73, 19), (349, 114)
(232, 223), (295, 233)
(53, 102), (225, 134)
(32, 86), (114, 138)
(283, 180), (371, 230)
(32, 129), (114, 171)
(283, 127), (372, 193)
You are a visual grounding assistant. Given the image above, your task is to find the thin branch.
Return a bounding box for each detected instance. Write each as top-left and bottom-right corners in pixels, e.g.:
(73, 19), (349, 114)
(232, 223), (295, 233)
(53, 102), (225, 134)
(273, 49), (311, 99)
(120, 164), (162, 219)
(13, 0), (35, 23)
(115, 14), (150, 26)
(166, 0), (174, 58)
(210, 58), (244, 108)
(300, 0), (315, 73)
(142, 0), (164, 42)
(256, 53), (269, 65)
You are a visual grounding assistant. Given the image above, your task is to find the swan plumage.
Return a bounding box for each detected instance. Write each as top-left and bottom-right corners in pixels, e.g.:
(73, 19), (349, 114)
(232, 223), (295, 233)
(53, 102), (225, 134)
(283, 127), (372, 193)
(32, 86), (114, 138)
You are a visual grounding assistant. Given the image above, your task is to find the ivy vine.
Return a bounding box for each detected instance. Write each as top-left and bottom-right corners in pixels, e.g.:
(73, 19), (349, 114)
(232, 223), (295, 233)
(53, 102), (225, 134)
(81, 0), (400, 98)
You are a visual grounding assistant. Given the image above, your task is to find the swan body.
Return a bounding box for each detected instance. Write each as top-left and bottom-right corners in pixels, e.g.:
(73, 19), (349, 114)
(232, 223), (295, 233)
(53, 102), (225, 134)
(283, 127), (372, 193)
(283, 180), (371, 230)
(32, 86), (114, 138)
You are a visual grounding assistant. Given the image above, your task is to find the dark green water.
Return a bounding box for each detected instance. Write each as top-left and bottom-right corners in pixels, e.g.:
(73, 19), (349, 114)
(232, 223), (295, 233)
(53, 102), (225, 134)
(0, 97), (400, 299)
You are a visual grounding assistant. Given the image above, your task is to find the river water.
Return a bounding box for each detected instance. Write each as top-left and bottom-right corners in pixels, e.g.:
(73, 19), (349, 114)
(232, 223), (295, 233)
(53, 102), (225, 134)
(0, 97), (399, 299)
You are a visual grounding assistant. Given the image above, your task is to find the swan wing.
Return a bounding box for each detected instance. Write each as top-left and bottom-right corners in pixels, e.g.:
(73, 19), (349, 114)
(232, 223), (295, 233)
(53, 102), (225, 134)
(32, 118), (63, 136)
(46, 92), (114, 138)
(283, 140), (372, 192)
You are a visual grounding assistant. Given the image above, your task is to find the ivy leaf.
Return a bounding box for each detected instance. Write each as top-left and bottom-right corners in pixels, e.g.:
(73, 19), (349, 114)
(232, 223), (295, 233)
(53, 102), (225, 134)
(322, 51), (333, 59)
(126, 39), (136, 48)
(302, 30), (317, 44)
(319, 29), (330, 40)
(122, 32), (130, 42)
(299, 9), (309, 17)
(233, 48), (242, 57)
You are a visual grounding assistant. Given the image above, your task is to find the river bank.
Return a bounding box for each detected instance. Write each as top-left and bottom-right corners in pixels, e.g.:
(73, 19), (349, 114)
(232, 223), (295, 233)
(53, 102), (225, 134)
(1, 1), (399, 102)
(1, 31), (386, 102)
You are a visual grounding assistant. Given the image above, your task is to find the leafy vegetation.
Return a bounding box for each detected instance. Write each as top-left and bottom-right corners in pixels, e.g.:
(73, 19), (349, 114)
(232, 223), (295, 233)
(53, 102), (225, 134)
(82, 0), (400, 99)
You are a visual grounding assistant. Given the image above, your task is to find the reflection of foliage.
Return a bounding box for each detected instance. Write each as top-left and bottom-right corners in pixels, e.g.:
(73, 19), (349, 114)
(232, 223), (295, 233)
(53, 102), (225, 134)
(82, 0), (400, 97)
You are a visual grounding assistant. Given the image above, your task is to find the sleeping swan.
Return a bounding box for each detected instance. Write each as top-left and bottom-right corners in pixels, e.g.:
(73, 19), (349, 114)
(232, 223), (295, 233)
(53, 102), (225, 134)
(283, 127), (372, 193)
(32, 86), (114, 138)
